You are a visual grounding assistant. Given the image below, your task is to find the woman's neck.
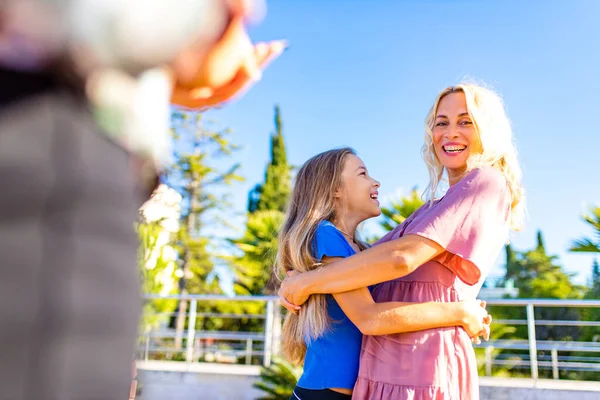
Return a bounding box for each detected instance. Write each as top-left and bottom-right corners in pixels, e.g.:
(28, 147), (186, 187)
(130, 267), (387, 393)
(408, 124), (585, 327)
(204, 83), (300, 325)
(447, 166), (468, 187)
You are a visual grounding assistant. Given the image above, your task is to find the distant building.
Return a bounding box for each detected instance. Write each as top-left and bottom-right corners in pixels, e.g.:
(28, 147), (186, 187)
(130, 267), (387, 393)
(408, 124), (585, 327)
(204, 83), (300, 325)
(479, 279), (519, 299)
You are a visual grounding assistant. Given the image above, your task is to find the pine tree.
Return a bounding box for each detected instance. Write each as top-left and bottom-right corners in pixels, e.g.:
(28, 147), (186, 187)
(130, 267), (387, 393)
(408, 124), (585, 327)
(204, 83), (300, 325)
(166, 110), (242, 349)
(248, 105), (291, 213)
(515, 231), (582, 300)
(234, 106), (291, 297)
(536, 230), (545, 252)
(503, 243), (520, 285)
(229, 107), (292, 340)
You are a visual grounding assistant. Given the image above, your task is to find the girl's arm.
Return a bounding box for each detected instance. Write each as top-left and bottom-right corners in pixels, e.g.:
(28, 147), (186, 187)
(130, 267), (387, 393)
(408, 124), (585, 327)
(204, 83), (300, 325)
(334, 287), (488, 337)
(319, 255), (489, 337)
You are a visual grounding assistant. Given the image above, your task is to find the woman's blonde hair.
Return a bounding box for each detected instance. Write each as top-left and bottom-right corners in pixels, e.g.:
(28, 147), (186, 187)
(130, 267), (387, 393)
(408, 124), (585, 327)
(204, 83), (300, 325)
(422, 83), (525, 231)
(275, 147), (367, 365)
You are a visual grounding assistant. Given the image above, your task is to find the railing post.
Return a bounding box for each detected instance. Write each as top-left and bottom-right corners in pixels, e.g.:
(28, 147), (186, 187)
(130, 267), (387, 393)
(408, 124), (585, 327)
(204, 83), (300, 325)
(526, 303), (538, 379)
(198, 338), (204, 362)
(551, 348), (559, 379)
(193, 338), (200, 362)
(186, 299), (198, 363)
(485, 346), (493, 377)
(246, 339), (253, 365)
(264, 300), (274, 367)
(144, 329), (150, 362)
(272, 302), (282, 356)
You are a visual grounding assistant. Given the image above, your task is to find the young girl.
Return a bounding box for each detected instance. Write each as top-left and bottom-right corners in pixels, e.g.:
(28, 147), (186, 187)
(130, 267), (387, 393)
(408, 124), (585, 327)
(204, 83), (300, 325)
(276, 148), (491, 400)
(279, 83), (525, 399)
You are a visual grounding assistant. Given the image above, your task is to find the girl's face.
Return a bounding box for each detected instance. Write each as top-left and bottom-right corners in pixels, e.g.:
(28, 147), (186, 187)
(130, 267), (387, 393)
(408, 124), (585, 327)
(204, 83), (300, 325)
(336, 154), (381, 222)
(432, 92), (479, 181)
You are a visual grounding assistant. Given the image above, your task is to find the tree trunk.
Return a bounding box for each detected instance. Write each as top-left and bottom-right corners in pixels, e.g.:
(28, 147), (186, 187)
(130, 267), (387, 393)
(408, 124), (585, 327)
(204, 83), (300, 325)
(174, 176), (199, 351)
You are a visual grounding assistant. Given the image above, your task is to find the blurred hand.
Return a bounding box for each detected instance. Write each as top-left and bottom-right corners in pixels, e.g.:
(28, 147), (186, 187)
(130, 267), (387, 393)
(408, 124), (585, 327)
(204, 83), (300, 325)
(169, 0), (284, 109)
(170, 37), (285, 109)
(461, 299), (491, 341)
(471, 313), (492, 345)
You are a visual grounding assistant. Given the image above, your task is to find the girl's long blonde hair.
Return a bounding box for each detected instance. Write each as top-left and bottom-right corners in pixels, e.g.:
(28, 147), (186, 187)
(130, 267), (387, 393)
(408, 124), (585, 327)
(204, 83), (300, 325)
(275, 147), (366, 365)
(422, 83), (525, 231)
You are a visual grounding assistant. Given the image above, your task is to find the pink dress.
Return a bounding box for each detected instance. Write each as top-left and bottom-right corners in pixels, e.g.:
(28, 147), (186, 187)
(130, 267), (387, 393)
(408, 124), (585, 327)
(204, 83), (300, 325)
(352, 167), (511, 400)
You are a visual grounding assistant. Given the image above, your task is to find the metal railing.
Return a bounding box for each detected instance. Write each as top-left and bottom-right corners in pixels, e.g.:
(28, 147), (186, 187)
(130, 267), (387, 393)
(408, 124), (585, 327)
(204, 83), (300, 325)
(139, 295), (280, 367)
(473, 299), (600, 379)
(138, 296), (600, 379)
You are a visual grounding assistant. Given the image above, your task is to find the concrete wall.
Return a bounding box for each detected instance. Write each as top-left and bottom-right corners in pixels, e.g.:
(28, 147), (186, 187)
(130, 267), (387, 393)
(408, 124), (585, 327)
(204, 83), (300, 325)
(137, 361), (600, 400)
(479, 377), (600, 400)
(137, 361), (262, 400)
(138, 370), (261, 400)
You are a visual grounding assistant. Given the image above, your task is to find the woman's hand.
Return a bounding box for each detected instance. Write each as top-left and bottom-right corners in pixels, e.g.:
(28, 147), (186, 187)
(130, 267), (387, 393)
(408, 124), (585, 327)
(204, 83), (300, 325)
(460, 299), (491, 342)
(471, 314), (492, 345)
(277, 270), (309, 312)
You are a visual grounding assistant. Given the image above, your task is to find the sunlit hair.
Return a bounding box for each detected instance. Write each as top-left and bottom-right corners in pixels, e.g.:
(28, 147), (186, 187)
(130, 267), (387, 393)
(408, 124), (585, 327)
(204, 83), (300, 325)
(275, 147), (368, 365)
(422, 83), (525, 231)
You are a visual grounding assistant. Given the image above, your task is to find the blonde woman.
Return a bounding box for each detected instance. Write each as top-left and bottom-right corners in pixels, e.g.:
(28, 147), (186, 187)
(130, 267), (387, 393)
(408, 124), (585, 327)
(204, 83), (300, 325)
(279, 83), (525, 399)
(277, 148), (492, 400)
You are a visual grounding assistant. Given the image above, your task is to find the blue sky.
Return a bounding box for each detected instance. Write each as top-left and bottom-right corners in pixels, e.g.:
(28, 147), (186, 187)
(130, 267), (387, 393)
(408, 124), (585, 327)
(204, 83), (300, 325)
(203, 0), (600, 287)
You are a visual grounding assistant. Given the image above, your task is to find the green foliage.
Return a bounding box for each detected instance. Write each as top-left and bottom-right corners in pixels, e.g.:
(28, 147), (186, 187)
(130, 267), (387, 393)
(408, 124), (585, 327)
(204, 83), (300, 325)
(379, 188), (425, 233)
(588, 258), (600, 298)
(163, 110), (244, 347)
(248, 106), (291, 214)
(227, 107), (292, 335)
(568, 205), (600, 346)
(488, 231), (588, 379)
(253, 358), (301, 400)
(505, 232), (582, 338)
(167, 110), (242, 295)
(172, 228), (222, 295)
(233, 106), (291, 299)
(502, 244), (520, 287)
(230, 210), (285, 295)
(136, 220), (178, 331)
(569, 205), (600, 254)
(502, 231), (582, 299)
(579, 258), (600, 345)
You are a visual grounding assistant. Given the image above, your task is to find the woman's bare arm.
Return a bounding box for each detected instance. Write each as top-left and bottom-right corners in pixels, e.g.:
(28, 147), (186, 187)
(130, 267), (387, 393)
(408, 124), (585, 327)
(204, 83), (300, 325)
(279, 234), (444, 306)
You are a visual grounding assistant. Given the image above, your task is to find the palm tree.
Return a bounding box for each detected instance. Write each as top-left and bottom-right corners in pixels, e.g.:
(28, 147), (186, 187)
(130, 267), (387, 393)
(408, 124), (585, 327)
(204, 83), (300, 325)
(253, 358), (301, 400)
(379, 188), (425, 233)
(569, 205), (600, 253)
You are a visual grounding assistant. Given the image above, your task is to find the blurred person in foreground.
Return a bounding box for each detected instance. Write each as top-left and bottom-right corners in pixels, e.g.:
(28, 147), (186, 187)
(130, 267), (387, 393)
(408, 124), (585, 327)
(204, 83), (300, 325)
(0, 1), (285, 399)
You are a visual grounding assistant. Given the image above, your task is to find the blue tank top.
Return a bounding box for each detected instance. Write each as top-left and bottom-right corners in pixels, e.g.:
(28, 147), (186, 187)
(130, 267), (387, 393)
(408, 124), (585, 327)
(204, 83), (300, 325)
(296, 221), (362, 390)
